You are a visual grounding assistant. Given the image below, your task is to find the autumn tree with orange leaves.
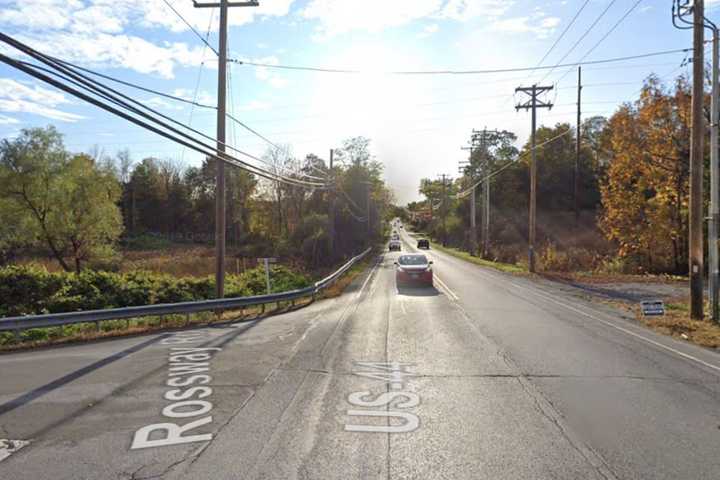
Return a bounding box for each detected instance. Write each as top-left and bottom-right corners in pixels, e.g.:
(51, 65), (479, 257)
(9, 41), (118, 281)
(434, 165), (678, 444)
(599, 75), (701, 273)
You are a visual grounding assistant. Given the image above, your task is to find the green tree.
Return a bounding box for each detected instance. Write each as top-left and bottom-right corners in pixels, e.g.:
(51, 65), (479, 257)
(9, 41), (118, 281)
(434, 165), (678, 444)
(0, 127), (123, 272)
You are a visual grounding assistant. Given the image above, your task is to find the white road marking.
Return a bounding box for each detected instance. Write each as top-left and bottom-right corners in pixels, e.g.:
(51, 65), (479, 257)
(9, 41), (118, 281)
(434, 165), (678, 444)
(345, 362), (420, 433)
(131, 337), (224, 449)
(458, 263), (720, 375)
(433, 274), (459, 301)
(505, 282), (720, 374)
(399, 297), (408, 315)
(358, 256), (379, 298)
(0, 439), (29, 463)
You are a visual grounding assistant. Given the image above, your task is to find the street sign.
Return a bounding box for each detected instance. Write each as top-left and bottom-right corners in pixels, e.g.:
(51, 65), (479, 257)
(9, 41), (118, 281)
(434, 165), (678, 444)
(640, 300), (665, 316)
(257, 258), (278, 294)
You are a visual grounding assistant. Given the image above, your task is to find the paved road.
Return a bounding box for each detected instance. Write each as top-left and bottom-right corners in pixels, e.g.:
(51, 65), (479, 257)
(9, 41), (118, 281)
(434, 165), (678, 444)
(1, 228), (719, 479)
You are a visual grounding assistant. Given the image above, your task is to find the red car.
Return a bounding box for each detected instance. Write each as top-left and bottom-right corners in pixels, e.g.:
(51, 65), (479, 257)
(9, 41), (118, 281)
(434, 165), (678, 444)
(395, 254), (433, 287)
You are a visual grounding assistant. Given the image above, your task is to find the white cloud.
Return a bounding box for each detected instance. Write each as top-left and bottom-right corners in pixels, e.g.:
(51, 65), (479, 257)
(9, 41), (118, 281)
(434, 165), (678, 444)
(0, 0), (294, 78)
(440, 0), (512, 21)
(302, 0), (442, 37)
(490, 15), (560, 39)
(418, 24), (440, 38)
(0, 114), (20, 125)
(231, 55), (287, 88)
(269, 76), (289, 88)
(145, 97), (184, 111)
(301, 0), (513, 38)
(13, 32), (209, 79)
(237, 100), (272, 111)
(0, 78), (70, 107)
(171, 88), (215, 106)
(0, 79), (85, 122)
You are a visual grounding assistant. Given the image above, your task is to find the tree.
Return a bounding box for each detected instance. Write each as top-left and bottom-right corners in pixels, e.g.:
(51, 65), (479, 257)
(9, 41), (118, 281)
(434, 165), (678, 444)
(600, 75), (695, 273)
(0, 127), (123, 272)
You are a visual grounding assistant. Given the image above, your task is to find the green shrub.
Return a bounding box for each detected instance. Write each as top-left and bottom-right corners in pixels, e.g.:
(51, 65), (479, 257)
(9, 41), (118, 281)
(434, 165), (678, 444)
(122, 234), (172, 251)
(0, 265), (65, 316)
(0, 263), (312, 316)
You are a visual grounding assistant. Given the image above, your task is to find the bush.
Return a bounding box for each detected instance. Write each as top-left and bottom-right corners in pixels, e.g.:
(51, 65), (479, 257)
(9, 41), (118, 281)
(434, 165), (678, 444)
(122, 233), (173, 251)
(538, 244), (600, 272)
(0, 265), (65, 316)
(596, 255), (646, 275)
(0, 263), (312, 316)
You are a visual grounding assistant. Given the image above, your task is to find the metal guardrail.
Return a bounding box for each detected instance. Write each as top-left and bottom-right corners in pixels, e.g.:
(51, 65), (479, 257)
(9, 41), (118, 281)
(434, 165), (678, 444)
(0, 247), (372, 334)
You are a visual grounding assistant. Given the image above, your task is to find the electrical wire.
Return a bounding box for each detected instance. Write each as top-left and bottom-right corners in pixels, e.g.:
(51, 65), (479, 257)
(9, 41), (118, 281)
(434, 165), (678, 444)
(530, 0), (592, 79)
(553, 0), (645, 85)
(455, 129), (573, 199)
(54, 58), (216, 109)
(182, 8), (215, 163)
(537, 0), (619, 84)
(229, 47), (695, 76)
(50, 55), (292, 158)
(0, 34), (325, 189)
(338, 188), (365, 216)
(161, 0), (219, 56)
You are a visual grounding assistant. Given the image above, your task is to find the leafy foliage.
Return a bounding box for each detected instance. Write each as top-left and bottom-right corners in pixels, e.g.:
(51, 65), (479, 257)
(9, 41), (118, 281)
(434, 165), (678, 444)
(0, 127), (123, 272)
(0, 264), (310, 316)
(599, 76), (694, 273)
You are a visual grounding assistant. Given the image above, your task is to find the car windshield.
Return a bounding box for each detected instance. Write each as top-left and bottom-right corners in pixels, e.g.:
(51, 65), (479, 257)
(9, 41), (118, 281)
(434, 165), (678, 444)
(398, 255), (428, 265)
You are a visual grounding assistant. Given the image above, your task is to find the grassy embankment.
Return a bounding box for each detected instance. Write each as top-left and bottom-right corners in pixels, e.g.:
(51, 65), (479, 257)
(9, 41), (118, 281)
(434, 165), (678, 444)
(0, 246), (375, 352)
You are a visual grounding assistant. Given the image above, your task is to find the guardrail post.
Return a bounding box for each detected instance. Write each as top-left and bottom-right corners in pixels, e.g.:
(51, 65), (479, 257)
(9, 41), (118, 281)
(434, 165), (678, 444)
(185, 313), (190, 326)
(95, 320), (101, 332)
(14, 328), (21, 343)
(260, 303), (265, 314)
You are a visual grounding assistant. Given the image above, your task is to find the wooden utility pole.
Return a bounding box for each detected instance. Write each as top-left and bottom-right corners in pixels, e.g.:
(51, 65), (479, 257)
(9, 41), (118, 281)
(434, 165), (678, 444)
(483, 172), (490, 258)
(439, 174), (449, 247)
(366, 181), (371, 242)
(709, 21), (720, 322)
(575, 66), (582, 226)
(194, 0), (258, 299)
(689, 0), (706, 319)
(516, 84), (553, 273)
(328, 149), (336, 258)
(460, 152), (476, 255)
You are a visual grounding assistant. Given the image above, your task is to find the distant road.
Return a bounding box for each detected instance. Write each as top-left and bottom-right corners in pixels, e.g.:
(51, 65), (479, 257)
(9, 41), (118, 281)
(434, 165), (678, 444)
(1, 228), (719, 479)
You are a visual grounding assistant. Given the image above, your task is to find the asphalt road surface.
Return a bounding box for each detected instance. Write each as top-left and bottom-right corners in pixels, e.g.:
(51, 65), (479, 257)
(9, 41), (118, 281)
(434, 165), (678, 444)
(1, 228), (720, 479)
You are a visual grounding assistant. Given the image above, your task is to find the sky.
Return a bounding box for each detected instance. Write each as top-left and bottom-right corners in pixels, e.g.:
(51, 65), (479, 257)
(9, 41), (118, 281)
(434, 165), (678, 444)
(0, 0), (718, 203)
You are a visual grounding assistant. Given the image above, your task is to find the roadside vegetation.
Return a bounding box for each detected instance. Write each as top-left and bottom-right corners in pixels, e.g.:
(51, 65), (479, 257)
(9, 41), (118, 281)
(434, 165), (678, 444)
(0, 252), (375, 351)
(410, 74), (705, 277)
(0, 128), (393, 347)
(406, 73), (720, 348)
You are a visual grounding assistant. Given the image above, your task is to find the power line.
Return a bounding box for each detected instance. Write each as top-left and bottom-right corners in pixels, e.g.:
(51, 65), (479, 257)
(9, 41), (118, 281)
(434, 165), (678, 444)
(182, 8), (215, 163)
(229, 47), (695, 76)
(554, 0), (645, 84)
(161, 0), (219, 56)
(49, 54), (291, 165)
(338, 188), (365, 216)
(54, 58), (216, 109)
(0, 34), (325, 189)
(537, 0), (619, 84)
(456, 129), (573, 199)
(531, 0), (592, 77)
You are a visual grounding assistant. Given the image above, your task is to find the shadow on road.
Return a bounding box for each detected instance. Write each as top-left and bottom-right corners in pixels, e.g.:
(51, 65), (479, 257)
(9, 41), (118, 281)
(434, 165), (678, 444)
(396, 285), (440, 297)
